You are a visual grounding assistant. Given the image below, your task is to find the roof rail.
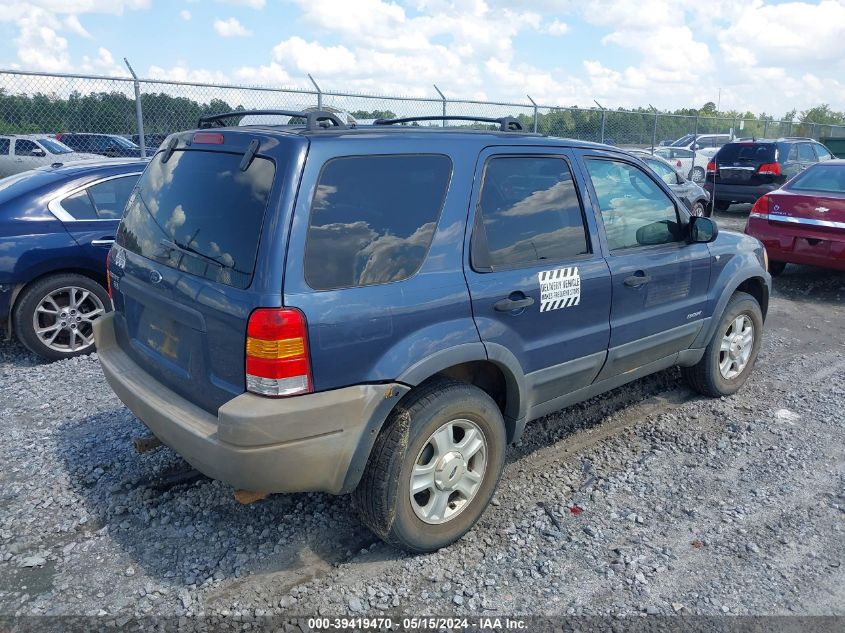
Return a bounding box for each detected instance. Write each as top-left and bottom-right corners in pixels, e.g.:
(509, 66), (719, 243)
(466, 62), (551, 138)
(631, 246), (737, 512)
(197, 109), (348, 131)
(373, 115), (524, 132)
(779, 136), (815, 141)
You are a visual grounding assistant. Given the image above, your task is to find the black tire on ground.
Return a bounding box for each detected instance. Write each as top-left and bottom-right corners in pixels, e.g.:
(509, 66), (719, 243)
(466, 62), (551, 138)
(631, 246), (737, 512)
(13, 273), (111, 361)
(768, 261), (787, 276)
(682, 291), (763, 398)
(353, 378), (506, 553)
(714, 201), (731, 211)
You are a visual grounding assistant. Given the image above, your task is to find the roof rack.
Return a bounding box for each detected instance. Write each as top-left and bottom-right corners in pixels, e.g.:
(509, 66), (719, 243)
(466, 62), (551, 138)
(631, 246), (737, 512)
(373, 115), (524, 132)
(779, 136), (815, 141)
(197, 109), (348, 131)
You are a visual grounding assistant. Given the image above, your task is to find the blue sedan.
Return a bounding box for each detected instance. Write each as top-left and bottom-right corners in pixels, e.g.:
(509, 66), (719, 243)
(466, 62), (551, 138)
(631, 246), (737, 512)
(0, 159), (148, 360)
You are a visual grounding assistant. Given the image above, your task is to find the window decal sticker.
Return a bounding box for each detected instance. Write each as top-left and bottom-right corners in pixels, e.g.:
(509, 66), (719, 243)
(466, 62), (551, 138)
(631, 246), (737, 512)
(539, 267), (581, 312)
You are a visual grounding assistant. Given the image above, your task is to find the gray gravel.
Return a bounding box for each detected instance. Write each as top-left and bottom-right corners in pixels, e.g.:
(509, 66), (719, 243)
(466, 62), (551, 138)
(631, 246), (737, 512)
(1, 213), (843, 624)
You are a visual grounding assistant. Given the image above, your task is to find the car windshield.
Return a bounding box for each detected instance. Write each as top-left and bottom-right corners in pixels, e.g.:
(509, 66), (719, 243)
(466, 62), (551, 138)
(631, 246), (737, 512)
(671, 134), (695, 147)
(38, 138), (74, 155)
(111, 136), (139, 149)
(785, 164), (845, 194)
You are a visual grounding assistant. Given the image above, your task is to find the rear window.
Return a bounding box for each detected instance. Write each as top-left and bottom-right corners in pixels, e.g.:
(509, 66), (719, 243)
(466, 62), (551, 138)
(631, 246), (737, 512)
(785, 164), (845, 193)
(304, 154), (451, 290)
(716, 143), (777, 164)
(116, 150), (276, 289)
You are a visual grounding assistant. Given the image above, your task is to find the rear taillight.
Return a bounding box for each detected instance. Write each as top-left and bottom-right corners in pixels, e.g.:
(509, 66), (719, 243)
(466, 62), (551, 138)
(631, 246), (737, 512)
(246, 308), (312, 397)
(706, 160), (716, 173)
(758, 162), (781, 176)
(750, 194), (769, 217)
(106, 267), (112, 300)
(676, 160), (682, 168)
(55, 133), (63, 140)
(192, 132), (224, 144)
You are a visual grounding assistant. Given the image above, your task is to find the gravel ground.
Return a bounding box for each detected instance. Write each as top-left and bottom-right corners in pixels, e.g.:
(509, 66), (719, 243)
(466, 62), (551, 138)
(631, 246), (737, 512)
(1, 211), (843, 626)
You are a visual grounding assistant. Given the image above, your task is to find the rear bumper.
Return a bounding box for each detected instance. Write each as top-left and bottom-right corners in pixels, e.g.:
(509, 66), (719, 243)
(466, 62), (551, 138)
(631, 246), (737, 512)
(704, 182), (778, 204)
(94, 313), (407, 494)
(745, 215), (845, 271)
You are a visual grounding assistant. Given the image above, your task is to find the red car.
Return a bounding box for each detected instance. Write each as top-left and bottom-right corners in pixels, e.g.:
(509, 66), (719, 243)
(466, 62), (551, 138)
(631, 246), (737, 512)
(745, 159), (845, 274)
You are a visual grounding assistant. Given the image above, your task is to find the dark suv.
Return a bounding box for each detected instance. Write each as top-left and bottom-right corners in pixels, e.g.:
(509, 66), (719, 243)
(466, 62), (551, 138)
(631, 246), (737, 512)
(704, 137), (834, 210)
(95, 111), (771, 552)
(56, 133), (145, 158)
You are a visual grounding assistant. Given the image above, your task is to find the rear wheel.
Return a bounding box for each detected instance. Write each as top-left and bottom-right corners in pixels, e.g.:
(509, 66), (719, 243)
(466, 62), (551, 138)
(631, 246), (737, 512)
(682, 291), (763, 397)
(768, 261), (787, 276)
(715, 201), (731, 212)
(13, 273), (111, 361)
(354, 379), (506, 553)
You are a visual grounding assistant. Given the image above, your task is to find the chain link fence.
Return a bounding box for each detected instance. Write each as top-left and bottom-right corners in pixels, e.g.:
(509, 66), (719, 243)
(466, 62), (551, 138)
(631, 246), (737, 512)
(2, 68), (845, 157)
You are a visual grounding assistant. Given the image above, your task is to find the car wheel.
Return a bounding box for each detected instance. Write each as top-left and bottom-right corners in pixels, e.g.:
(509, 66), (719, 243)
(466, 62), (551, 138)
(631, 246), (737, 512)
(354, 378), (506, 553)
(13, 273), (111, 361)
(768, 261), (787, 276)
(690, 200), (707, 217)
(682, 291), (763, 398)
(690, 166), (705, 184)
(715, 201), (731, 212)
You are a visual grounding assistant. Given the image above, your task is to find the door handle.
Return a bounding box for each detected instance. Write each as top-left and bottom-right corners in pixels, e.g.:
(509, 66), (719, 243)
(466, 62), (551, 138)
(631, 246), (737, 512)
(624, 272), (651, 287)
(494, 294), (535, 312)
(91, 238), (115, 246)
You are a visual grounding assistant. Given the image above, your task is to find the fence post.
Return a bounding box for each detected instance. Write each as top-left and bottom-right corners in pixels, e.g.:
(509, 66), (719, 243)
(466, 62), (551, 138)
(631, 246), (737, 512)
(649, 105), (658, 152)
(308, 74), (322, 110)
(763, 119), (769, 138)
(692, 114), (699, 181)
(594, 100), (606, 144)
(433, 85), (446, 127)
(527, 94), (538, 133)
(123, 58), (146, 158)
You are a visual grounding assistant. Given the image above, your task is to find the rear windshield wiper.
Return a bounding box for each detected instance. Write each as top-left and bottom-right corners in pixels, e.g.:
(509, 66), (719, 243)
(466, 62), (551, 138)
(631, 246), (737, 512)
(158, 238), (235, 270)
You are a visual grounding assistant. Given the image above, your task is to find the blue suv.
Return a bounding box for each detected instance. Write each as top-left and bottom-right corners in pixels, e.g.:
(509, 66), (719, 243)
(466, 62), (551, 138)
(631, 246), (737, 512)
(0, 159), (147, 360)
(95, 112), (771, 552)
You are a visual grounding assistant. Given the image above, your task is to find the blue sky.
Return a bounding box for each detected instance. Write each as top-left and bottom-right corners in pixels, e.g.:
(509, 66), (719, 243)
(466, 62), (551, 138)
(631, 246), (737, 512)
(0, 0), (843, 114)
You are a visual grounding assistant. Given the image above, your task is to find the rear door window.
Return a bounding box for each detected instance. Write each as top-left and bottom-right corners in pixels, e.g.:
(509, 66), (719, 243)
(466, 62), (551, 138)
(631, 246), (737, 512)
(472, 156), (589, 270)
(117, 150), (276, 289)
(88, 176), (138, 219)
(61, 190), (99, 220)
(304, 154), (451, 290)
(799, 143), (818, 162)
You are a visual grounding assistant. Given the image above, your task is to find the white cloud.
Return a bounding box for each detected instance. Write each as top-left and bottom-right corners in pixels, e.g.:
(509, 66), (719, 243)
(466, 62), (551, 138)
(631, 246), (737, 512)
(180, 9), (191, 20)
(217, 0), (265, 8)
(544, 19), (569, 36)
(213, 16), (251, 37)
(63, 14), (90, 37)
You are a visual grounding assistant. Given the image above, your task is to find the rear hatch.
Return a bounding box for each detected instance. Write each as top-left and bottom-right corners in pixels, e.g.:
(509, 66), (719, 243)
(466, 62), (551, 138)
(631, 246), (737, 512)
(109, 130), (306, 413)
(713, 142), (784, 186)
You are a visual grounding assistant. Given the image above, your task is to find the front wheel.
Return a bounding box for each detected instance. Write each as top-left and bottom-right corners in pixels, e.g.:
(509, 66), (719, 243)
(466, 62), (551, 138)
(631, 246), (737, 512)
(690, 200), (707, 217)
(13, 273), (111, 361)
(768, 261), (787, 276)
(354, 379), (506, 553)
(682, 291), (763, 397)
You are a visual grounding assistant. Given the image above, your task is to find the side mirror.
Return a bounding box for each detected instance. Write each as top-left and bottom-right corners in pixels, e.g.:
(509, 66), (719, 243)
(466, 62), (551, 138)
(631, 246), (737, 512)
(689, 216), (718, 243)
(636, 220), (682, 246)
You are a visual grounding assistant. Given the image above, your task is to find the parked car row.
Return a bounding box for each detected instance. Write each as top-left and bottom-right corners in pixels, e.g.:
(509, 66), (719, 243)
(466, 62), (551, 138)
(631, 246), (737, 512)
(0, 134), (102, 177)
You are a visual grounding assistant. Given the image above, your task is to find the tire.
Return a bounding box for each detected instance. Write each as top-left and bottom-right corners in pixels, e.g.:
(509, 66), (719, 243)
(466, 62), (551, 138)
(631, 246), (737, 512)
(690, 200), (707, 217)
(715, 201), (731, 212)
(690, 166), (705, 184)
(13, 273), (111, 361)
(768, 261), (787, 276)
(353, 378), (506, 553)
(682, 291), (763, 397)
